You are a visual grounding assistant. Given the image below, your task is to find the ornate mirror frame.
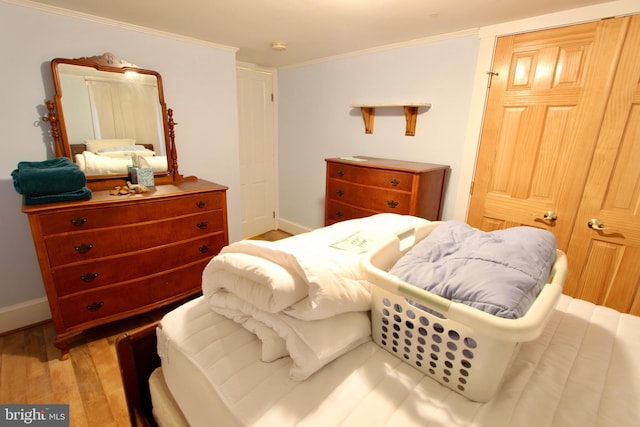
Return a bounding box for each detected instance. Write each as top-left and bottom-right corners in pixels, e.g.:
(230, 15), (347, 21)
(46, 52), (184, 188)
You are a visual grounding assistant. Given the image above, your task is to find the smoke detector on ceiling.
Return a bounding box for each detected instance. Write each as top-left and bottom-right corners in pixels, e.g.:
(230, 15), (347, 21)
(271, 41), (288, 51)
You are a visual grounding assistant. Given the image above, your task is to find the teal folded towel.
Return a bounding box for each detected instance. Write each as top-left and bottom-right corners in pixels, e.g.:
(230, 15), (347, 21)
(12, 157), (87, 197)
(24, 187), (92, 205)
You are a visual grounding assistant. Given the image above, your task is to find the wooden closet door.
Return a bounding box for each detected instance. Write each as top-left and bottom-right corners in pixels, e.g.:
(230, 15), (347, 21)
(467, 18), (630, 251)
(564, 15), (640, 315)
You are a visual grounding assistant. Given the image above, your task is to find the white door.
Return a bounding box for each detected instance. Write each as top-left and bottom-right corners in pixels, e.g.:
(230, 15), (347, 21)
(237, 66), (276, 238)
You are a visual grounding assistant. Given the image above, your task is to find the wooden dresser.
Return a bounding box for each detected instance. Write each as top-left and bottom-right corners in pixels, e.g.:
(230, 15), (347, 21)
(23, 179), (228, 358)
(325, 157), (449, 225)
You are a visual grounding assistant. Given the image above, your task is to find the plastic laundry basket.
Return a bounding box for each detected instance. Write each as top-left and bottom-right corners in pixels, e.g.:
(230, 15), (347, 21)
(360, 222), (568, 402)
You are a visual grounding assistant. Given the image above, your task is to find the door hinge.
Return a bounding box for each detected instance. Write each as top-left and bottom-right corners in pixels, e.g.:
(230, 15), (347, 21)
(271, 93), (274, 102)
(486, 71), (499, 88)
(272, 211), (276, 218)
(470, 181), (474, 195)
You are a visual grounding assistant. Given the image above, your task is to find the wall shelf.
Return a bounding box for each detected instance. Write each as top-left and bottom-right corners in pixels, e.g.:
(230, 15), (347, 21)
(350, 102), (431, 136)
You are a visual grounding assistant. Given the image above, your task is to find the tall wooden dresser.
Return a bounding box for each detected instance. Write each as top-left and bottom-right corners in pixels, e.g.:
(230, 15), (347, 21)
(325, 157), (449, 225)
(23, 179), (228, 358)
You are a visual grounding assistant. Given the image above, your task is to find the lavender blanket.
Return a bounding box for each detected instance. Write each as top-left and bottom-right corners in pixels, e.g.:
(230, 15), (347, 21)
(389, 221), (557, 319)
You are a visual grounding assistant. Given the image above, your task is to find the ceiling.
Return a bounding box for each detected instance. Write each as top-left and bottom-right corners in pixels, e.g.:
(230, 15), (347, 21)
(29, 0), (614, 67)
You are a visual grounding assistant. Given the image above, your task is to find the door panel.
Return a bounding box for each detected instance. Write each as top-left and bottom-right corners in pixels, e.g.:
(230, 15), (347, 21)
(468, 18), (630, 250)
(237, 67), (276, 238)
(469, 15), (640, 314)
(564, 15), (640, 314)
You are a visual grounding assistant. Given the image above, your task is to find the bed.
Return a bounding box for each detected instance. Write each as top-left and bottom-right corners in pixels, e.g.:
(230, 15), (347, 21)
(116, 215), (640, 426)
(70, 140), (168, 175)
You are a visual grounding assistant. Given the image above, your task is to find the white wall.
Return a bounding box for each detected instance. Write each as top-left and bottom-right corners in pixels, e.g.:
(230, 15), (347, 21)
(0, 1), (241, 330)
(277, 33), (480, 229)
(277, 0), (640, 232)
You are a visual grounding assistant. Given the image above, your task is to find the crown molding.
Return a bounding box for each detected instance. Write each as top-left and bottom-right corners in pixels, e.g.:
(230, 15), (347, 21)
(4, 0), (239, 53)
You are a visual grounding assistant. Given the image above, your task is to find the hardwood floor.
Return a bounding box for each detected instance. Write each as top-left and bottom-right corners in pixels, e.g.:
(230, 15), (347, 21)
(0, 229), (291, 426)
(248, 229), (292, 241)
(0, 304), (179, 426)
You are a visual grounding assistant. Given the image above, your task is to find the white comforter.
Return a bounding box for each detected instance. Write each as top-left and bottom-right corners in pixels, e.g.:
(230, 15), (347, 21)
(201, 214), (429, 380)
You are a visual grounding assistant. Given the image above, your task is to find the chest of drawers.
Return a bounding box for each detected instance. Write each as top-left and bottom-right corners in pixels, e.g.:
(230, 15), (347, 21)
(325, 157), (449, 225)
(23, 179), (228, 358)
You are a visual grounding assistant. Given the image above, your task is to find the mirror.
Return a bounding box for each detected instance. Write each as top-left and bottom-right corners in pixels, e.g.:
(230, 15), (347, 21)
(49, 53), (175, 181)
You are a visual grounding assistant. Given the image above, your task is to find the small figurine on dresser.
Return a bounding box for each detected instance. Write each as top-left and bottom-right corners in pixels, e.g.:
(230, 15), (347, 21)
(11, 157), (92, 204)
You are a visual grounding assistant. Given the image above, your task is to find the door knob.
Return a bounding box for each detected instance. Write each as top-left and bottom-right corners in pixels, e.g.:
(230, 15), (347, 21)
(543, 211), (558, 221)
(587, 218), (608, 231)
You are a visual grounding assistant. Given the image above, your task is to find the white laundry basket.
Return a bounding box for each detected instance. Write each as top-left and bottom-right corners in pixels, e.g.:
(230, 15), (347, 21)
(360, 222), (568, 402)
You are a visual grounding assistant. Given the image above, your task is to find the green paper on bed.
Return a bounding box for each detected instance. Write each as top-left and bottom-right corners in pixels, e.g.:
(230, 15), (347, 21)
(329, 230), (383, 254)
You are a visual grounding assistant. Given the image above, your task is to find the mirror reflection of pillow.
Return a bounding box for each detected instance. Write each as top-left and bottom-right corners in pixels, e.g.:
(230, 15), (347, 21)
(79, 151), (133, 175)
(138, 155), (168, 172)
(96, 145), (156, 158)
(96, 145), (151, 153)
(85, 138), (136, 153)
(74, 153), (86, 172)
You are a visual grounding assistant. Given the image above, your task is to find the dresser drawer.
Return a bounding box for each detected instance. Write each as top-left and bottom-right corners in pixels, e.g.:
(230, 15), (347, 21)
(51, 233), (225, 297)
(325, 201), (376, 224)
(45, 210), (225, 267)
(326, 180), (412, 213)
(58, 259), (208, 329)
(327, 162), (415, 191)
(38, 192), (225, 236)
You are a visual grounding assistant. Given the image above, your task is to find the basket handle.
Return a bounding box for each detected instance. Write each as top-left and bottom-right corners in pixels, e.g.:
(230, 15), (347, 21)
(398, 281), (452, 313)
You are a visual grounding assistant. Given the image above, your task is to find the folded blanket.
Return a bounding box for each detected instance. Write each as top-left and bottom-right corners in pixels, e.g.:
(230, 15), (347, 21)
(208, 290), (371, 380)
(24, 187), (92, 205)
(12, 157), (87, 196)
(202, 214), (430, 380)
(202, 213), (430, 320)
(389, 220), (557, 318)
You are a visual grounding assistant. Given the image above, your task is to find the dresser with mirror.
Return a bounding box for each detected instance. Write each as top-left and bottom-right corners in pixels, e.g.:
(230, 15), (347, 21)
(22, 53), (228, 359)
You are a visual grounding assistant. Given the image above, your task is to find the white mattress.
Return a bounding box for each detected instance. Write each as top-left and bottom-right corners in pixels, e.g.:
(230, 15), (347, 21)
(155, 295), (640, 427)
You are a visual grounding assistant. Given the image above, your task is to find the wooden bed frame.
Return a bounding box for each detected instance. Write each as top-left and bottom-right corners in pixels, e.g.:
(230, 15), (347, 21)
(116, 322), (162, 427)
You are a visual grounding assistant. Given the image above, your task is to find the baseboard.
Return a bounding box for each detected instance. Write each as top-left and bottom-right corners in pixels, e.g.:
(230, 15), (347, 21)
(0, 297), (51, 335)
(276, 218), (312, 235)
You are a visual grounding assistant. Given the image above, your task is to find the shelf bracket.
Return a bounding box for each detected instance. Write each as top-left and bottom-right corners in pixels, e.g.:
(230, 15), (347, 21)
(404, 106), (419, 136)
(351, 103), (431, 136)
(360, 106), (375, 134)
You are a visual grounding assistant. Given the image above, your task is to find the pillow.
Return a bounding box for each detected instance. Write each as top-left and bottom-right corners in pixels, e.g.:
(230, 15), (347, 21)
(79, 151), (133, 175)
(74, 153), (86, 172)
(389, 221), (557, 319)
(84, 138), (136, 153)
(96, 145), (152, 153)
(96, 147), (156, 159)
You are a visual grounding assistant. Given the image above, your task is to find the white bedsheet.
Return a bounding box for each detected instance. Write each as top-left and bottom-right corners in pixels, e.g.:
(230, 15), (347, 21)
(157, 295), (640, 427)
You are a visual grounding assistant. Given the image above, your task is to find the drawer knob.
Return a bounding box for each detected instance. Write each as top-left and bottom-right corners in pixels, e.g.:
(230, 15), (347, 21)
(74, 243), (94, 254)
(197, 221), (209, 229)
(390, 178), (400, 187)
(335, 210), (344, 218)
(336, 189), (344, 197)
(199, 245), (210, 253)
(196, 201), (206, 208)
(70, 217), (88, 227)
(80, 272), (99, 283)
(387, 200), (399, 209)
(86, 301), (104, 312)
(338, 170), (345, 177)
